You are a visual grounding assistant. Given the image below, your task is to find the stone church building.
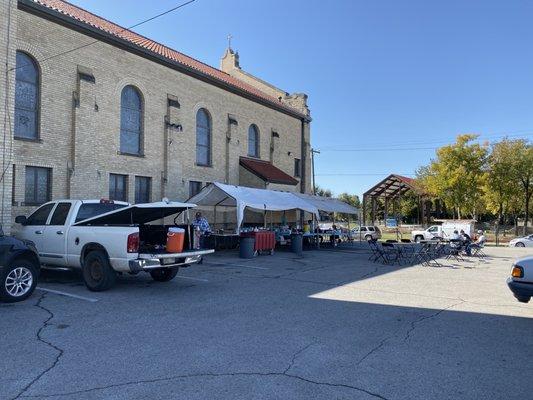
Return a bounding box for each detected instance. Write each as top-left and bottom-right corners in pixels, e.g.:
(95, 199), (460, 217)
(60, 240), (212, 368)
(0, 0), (312, 232)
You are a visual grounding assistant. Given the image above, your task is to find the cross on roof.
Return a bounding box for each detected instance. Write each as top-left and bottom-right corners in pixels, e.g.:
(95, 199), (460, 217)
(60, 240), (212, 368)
(227, 34), (233, 50)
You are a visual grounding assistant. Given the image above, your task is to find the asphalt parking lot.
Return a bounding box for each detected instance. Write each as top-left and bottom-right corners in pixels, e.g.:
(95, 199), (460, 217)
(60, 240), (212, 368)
(1, 245), (532, 400)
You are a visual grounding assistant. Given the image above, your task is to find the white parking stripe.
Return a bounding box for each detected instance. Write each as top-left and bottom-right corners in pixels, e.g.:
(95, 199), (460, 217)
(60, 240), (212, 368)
(203, 261), (269, 270)
(36, 287), (98, 302)
(177, 276), (209, 282)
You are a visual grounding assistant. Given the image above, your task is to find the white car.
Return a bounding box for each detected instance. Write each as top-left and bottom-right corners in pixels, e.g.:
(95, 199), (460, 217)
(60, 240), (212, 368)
(507, 256), (533, 303)
(15, 199), (214, 291)
(351, 226), (382, 241)
(509, 235), (533, 248)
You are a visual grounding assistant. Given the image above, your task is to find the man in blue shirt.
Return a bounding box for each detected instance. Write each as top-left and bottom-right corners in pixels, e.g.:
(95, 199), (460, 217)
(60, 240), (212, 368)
(193, 212), (211, 233)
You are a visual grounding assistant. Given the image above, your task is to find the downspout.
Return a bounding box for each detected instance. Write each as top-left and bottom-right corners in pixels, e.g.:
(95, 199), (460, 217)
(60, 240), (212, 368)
(68, 76), (80, 199)
(162, 102), (170, 198)
(299, 118), (307, 227)
(300, 118), (306, 194)
(225, 115), (230, 184)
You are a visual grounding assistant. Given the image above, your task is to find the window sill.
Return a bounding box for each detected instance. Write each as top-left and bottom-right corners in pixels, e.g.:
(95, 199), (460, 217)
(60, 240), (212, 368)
(195, 163), (213, 168)
(15, 137), (42, 143)
(23, 201), (46, 207)
(117, 151), (145, 158)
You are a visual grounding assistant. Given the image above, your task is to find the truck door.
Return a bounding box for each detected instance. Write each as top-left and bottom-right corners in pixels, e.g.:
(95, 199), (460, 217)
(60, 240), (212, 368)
(17, 203), (55, 252)
(41, 202), (73, 266)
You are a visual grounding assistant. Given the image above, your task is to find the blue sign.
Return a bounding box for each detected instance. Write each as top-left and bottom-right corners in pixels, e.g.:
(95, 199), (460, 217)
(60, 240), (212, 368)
(386, 218), (398, 228)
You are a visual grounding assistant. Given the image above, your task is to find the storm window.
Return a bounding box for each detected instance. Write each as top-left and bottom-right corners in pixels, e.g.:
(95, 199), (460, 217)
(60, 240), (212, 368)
(248, 124), (259, 158)
(25, 166), (51, 205)
(14, 51), (40, 140)
(196, 109), (211, 166)
(120, 85), (143, 155)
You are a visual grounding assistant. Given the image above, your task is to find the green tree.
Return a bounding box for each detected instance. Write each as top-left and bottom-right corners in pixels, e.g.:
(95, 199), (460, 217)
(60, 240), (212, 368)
(336, 192), (361, 221)
(419, 134), (488, 219)
(315, 185), (332, 198)
(483, 139), (523, 240)
(514, 141), (533, 234)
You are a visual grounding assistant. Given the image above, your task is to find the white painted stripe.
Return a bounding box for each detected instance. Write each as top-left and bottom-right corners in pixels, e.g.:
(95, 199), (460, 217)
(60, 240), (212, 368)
(176, 275), (209, 282)
(36, 287), (98, 303)
(204, 261), (269, 270)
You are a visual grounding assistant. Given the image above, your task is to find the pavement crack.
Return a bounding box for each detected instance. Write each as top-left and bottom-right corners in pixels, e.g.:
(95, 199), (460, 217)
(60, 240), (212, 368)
(283, 342), (316, 374)
(12, 293), (64, 400)
(22, 370), (388, 400)
(404, 300), (465, 342)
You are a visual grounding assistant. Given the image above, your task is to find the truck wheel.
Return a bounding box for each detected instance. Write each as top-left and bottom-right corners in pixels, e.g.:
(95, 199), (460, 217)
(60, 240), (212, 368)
(150, 268), (178, 282)
(415, 236), (423, 243)
(82, 250), (116, 292)
(0, 260), (38, 303)
(515, 242), (525, 247)
(364, 235), (372, 241)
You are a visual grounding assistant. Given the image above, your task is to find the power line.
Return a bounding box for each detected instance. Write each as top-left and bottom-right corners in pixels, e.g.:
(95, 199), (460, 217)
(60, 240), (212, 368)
(319, 132), (533, 151)
(9, 0), (197, 72)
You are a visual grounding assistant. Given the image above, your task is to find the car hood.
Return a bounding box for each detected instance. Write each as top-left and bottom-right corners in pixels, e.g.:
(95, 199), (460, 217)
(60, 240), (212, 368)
(73, 201), (197, 226)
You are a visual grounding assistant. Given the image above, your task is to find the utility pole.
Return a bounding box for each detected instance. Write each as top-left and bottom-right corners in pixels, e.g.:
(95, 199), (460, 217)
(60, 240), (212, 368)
(311, 148), (320, 195)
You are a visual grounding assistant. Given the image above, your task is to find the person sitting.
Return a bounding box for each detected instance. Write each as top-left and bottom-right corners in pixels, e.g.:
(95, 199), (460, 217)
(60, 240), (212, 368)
(460, 229), (471, 244)
(466, 230), (486, 256)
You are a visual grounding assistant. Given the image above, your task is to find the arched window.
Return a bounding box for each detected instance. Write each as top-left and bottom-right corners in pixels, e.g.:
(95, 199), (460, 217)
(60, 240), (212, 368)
(120, 85), (143, 155)
(196, 108), (211, 166)
(14, 51), (40, 139)
(248, 124), (259, 157)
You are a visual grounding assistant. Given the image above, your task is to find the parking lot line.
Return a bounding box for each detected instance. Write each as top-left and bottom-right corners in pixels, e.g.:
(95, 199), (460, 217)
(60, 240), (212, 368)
(176, 275), (209, 282)
(203, 261), (269, 270)
(36, 287), (98, 302)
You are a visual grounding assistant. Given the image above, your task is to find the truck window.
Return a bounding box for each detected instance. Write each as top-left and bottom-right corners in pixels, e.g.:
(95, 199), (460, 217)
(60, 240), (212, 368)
(361, 227), (367, 232)
(428, 226), (438, 233)
(75, 203), (128, 223)
(49, 203), (72, 225)
(26, 203), (55, 226)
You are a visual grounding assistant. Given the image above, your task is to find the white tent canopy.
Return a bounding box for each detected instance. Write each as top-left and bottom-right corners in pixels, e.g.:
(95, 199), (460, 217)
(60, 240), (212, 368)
(187, 182), (320, 231)
(294, 193), (359, 214)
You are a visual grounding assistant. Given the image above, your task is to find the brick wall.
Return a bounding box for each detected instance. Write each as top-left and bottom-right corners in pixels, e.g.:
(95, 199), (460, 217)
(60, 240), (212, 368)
(8, 7), (312, 230)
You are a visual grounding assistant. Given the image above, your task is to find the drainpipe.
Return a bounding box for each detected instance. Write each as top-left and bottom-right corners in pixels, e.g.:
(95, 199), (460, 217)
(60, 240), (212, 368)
(299, 118), (307, 227)
(68, 77), (80, 199)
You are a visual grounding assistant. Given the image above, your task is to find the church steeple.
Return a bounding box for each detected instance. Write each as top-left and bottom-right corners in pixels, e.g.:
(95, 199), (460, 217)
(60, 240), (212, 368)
(220, 34), (240, 71)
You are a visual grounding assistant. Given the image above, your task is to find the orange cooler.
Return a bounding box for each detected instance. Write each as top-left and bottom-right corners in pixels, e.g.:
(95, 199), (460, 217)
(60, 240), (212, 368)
(167, 227), (185, 253)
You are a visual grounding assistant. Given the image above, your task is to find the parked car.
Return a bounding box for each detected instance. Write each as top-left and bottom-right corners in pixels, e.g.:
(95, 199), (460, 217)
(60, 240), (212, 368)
(351, 226), (382, 240)
(0, 234), (40, 302)
(507, 256), (533, 303)
(411, 220), (475, 243)
(15, 199), (214, 292)
(509, 235), (533, 248)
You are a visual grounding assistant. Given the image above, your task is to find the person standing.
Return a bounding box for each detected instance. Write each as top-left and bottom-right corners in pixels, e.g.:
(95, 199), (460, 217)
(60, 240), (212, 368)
(192, 212), (211, 249)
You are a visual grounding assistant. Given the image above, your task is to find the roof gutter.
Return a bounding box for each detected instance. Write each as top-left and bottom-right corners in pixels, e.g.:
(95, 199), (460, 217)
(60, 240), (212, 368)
(18, 0), (311, 122)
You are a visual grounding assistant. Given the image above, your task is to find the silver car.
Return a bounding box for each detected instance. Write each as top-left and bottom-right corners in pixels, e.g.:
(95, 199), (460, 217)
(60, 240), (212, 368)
(509, 234), (533, 248)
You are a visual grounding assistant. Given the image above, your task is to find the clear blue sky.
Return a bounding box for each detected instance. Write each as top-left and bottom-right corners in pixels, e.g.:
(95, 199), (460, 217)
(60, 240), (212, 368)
(71, 0), (533, 198)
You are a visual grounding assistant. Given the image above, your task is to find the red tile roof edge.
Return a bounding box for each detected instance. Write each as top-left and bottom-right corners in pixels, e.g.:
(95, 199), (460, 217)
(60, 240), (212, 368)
(239, 157), (298, 186)
(26, 0), (307, 119)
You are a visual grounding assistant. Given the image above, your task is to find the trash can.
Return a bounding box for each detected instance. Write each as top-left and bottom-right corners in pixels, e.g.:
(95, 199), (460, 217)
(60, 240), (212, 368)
(239, 236), (255, 259)
(290, 233), (303, 255)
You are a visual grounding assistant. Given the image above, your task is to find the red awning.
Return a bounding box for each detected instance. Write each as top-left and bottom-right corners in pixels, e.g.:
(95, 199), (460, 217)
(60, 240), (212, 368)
(239, 157), (298, 186)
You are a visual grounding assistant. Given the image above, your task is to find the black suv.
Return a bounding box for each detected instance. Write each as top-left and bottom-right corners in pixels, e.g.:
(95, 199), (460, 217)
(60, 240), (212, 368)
(0, 231), (40, 302)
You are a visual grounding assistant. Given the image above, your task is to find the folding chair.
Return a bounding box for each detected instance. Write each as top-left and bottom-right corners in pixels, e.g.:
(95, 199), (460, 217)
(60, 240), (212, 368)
(471, 242), (487, 259)
(367, 239), (383, 262)
(446, 239), (464, 262)
(381, 242), (400, 265)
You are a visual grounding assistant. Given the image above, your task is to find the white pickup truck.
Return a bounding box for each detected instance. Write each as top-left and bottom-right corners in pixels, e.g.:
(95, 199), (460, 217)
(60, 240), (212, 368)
(411, 221), (475, 243)
(14, 199), (214, 291)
